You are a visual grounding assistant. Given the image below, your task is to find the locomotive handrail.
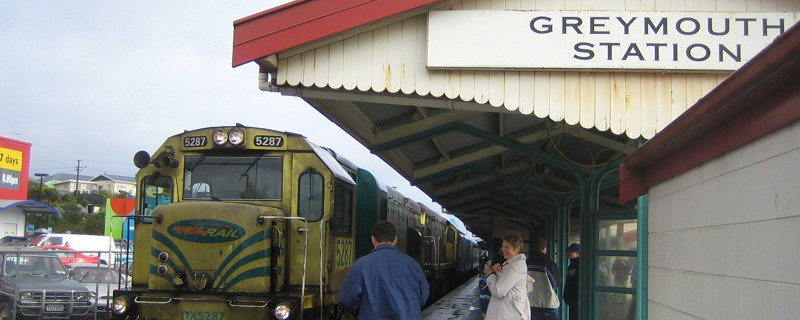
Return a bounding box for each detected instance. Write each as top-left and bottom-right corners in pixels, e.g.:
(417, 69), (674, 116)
(134, 296), (173, 304)
(229, 300), (270, 308)
(270, 225), (283, 254)
(319, 219), (328, 317)
(424, 236), (439, 270)
(258, 215), (308, 314)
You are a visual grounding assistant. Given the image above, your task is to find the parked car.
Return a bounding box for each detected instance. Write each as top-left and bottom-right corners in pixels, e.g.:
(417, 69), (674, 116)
(30, 233), (119, 265)
(41, 245), (103, 266)
(118, 260), (133, 276)
(0, 246), (93, 319)
(67, 263), (131, 319)
(0, 236), (32, 247)
(112, 240), (133, 266)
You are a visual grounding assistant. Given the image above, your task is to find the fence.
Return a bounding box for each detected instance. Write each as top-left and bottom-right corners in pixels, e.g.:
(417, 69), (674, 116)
(0, 247), (132, 320)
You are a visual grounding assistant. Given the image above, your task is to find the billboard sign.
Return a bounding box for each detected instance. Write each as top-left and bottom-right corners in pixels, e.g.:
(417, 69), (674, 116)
(0, 136), (30, 200)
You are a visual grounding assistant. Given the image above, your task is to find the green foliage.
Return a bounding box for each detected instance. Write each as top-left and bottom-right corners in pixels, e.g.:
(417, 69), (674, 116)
(114, 191), (130, 198)
(98, 190), (112, 200)
(25, 183), (108, 235)
(27, 182), (59, 203)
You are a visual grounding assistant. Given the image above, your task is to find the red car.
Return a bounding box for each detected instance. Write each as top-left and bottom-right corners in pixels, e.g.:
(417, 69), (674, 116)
(40, 245), (102, 266)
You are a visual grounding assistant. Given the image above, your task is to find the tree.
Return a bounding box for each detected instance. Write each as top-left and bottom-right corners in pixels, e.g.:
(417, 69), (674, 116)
(24, 184), (106, 235)
(98, 190), (112, 200)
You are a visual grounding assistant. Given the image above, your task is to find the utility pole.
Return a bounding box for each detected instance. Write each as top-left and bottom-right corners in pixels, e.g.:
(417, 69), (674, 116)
(34, 173), (49, 202)
(75, 160), (84, 196)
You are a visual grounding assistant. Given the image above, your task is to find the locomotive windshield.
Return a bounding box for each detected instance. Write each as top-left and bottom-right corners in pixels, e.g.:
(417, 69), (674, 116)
(183, 155), (283, 201)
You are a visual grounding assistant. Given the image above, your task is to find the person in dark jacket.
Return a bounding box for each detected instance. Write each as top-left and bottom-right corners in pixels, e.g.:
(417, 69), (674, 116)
(563, 243), (581, 320)
(478, 255), (491, 316)
(528, 237), (561, 320)
(528, 238), (561, 288)
(341, 220), (429, 319)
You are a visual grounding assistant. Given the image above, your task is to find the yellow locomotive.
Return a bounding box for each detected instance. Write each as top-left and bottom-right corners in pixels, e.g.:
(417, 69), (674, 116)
(112, 125), (479, 320)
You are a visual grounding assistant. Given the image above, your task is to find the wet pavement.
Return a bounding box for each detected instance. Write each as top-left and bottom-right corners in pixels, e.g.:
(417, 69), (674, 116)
(422, 275), (635, 320)
(422, 276), (484, 320)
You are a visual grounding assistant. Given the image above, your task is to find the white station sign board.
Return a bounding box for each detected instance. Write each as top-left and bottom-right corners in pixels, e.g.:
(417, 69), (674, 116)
(427, 11), (797, 71)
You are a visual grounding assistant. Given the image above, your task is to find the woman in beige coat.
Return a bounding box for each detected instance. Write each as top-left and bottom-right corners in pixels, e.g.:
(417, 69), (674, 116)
(483, 231), (531, 320)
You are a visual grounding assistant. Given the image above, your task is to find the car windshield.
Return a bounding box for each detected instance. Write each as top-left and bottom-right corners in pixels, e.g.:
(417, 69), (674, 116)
(3, 255), (68, 276)
(72, 267), (122, 283)
(183, 155), (283, 200)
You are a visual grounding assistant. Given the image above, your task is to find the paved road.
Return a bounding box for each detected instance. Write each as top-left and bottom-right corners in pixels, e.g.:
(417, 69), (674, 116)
(422, 276), (484, 320)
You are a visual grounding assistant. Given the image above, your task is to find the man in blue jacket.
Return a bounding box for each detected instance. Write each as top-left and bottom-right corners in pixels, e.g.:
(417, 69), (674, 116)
(341, 220), (429, 319)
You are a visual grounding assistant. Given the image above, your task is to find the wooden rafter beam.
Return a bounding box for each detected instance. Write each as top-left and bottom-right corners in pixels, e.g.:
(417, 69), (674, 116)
(412, 125), (571, 179)
(565, 130), (637, 155)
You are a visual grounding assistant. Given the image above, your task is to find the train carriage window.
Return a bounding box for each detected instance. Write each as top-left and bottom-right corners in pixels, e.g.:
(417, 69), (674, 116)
(298, 171), (324, 222)
(140, 174), (173, 216)
(333, 183), (353, 236)
(446, 228), (456, 243)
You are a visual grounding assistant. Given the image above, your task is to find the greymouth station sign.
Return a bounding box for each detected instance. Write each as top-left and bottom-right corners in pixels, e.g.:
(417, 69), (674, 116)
(427, 11), (797, 71)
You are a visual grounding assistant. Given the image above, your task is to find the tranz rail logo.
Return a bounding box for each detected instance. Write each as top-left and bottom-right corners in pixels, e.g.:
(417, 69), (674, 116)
(168, 219), (245, 243)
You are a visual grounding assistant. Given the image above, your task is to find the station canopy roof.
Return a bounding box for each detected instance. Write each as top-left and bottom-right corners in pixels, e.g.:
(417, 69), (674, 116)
(232, 0), (757, 238)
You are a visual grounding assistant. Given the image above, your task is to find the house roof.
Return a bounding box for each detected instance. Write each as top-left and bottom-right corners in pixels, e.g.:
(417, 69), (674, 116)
(619, 21), (800, 202)
(232, 0), (446, 66)
(91, 174), (135, 183)
(40, 173), (94, 183)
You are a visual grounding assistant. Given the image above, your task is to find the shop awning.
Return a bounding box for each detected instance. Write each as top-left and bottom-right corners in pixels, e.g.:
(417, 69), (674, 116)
(0, 200), (62, 216)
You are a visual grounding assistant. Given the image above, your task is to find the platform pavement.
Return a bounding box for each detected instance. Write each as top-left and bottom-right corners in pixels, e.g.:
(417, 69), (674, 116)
(422, 275), (484, 320)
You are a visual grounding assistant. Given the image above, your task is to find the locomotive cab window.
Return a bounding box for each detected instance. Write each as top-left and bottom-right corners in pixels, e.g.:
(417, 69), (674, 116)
(141, 174), (174, 216)
(333, 183), (353, 236)
(183, 155), (283, 200)
(298, 170), (324, 222)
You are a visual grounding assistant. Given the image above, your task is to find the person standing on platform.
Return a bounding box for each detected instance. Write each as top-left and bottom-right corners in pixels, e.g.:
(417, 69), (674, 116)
(528, 238), (561, 320)
(341, 220), (429, 320)
(483, 231), (531, 320)
(563, 243), (581, 320)
(478, 255), (492, 316)
(480, 254), (507, 316)
(529, 238), (562, 288)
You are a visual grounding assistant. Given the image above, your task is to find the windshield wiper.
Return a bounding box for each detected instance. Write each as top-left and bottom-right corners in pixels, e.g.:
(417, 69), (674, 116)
(185, 155), (206, 172)
(238, 153), (265, 183)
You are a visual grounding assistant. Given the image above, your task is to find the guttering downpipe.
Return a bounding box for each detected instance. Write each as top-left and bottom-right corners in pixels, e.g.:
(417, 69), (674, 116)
(257, 55), (280, 92)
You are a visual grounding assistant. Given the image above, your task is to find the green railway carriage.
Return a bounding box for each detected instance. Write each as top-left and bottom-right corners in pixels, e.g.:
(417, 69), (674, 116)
(349, 166), (477, 296)
(112, 125), (478, 320)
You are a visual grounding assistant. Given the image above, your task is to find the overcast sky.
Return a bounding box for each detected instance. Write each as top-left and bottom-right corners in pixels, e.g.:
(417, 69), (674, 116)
(0, 1), (444, 212)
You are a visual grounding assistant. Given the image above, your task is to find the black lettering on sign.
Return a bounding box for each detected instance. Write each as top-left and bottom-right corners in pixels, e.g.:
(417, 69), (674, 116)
(573, 42), (595, 60)
(530, 16), (553, 34)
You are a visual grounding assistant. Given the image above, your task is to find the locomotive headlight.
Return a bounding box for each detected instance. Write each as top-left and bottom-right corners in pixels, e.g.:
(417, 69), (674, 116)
(158, 251), (169, 262)
(274, 302), (291, 320)
(112, 297), (129, 314)
(213, 130), (228, 145)
(229, 128), (245, 145)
